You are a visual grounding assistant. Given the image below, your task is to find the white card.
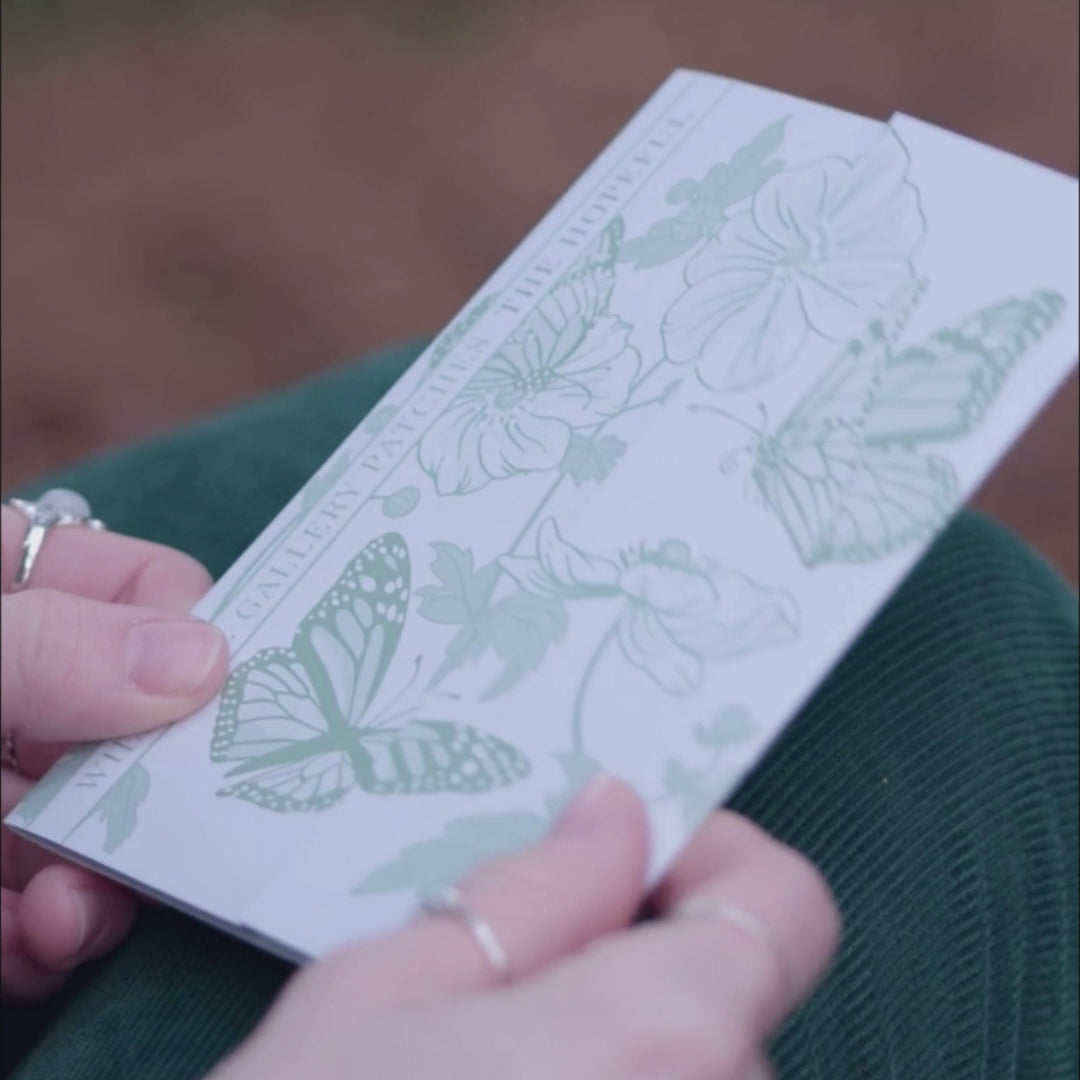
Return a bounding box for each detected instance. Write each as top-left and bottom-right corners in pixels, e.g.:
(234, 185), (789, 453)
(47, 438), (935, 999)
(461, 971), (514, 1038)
(8, 70), (1078, 963)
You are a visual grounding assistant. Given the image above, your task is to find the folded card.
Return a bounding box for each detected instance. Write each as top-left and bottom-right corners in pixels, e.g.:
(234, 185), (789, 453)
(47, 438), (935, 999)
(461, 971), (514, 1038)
(8, 70), (1078, 962)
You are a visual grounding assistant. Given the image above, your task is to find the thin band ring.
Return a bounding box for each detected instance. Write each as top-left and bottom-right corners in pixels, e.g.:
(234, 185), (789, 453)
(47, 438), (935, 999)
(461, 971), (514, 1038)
(674, 897), (792, 994)
(420, 885), (511, 981)
(674, 899), (773, 945)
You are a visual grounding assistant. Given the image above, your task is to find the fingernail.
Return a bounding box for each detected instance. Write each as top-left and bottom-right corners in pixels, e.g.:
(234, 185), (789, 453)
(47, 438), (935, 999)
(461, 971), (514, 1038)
(69, 887), (129, 964)
(70, 888), (90, 955)
(551, 774), (625, 837)
(126, 619), (226, 697)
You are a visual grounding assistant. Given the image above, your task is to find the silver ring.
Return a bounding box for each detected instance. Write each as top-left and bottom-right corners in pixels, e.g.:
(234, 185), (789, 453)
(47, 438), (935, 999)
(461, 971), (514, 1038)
(419, 885), (511, 981)
(674, 899), (774, 946)
(1, 735), (21, 774)
(6, 488), (105, 591)
(674, 898), (791, 993)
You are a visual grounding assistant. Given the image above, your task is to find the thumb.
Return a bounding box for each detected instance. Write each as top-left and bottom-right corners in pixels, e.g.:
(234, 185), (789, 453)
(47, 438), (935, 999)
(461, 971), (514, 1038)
(1, 588), (228, 745)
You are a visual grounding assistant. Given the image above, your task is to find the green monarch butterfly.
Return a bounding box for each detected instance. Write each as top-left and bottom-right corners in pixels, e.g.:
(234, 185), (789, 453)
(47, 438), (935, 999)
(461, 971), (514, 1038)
(211, 533), (531, 812)
(706, 288), (1066, 566)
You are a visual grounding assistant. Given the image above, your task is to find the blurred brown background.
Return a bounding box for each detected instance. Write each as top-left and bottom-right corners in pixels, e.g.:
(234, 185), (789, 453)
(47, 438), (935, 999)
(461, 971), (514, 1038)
(2, 0), (1077, 582)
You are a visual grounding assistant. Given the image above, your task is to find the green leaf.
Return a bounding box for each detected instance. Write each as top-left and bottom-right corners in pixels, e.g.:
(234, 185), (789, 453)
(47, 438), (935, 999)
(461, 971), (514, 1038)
(693, 707), (756, 749)
(699, 118), (787, 210)
(419, 544), (502, 686)
(559, 433), (628, 485)
(93, 764), (151, 854)
(620, 119), (788, 271)
(481, 592), (568, 699)
(418, 543), (501, 622)
(12, 746), (98, 826)
(666, 178), (699, 205)
(617, 215), (704, 271)
(353, 811), (547, 895)
(662, 758), (713, 829)
(418, 543), (568, 697)
(381, 485), (421, 519)
(428, 620), (491, 689)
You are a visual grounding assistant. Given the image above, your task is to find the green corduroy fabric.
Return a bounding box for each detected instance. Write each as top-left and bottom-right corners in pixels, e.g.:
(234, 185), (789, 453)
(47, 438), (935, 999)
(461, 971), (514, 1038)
(3, 342), (1077, 1080)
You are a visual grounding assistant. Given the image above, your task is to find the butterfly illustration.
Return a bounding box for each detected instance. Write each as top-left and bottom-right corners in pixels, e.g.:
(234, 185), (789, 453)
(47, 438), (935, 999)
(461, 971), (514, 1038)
(524, 215), (625, 340)
(704, 288), (1066, 566)
(211, 533), (531, 812)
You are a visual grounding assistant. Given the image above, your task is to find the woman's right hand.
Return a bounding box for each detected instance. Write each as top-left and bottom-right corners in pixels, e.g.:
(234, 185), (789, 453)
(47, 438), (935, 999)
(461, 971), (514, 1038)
(211, 778), (839, 1080)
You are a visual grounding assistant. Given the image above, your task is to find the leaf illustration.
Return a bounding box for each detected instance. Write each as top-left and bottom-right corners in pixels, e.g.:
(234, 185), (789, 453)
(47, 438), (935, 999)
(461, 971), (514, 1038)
(419, 544), (503, 685)
(620, 119), (787, 270)
(12, 746), (98, 826)
(617, 214), (704, 270)
(419, 543), (568, 698)
(661, 707), (757, 826)
(697, 118), (787, 210)
(559, 433), (628, 486)
(662, 759), (715, 829)
(381, 485), (421, 519)
(353, 811), (548, 895)
(480, 592), (568, 700)
(693, 707), (756, 749)
(93, 764), (151, 854)
(418, 543), (501, 627)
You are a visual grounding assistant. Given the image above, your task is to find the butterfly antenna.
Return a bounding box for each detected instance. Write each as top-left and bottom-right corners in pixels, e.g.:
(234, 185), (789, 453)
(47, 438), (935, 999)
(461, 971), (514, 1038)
(689, 402), (764, 438)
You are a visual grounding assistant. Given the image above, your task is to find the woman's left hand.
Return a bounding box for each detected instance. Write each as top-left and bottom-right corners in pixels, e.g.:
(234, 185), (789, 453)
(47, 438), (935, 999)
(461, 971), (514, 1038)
(0, 505), (229, 999)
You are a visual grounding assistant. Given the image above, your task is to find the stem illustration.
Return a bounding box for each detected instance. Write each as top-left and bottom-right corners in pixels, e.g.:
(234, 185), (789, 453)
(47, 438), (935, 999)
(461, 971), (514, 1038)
(569, 620), (621, 756)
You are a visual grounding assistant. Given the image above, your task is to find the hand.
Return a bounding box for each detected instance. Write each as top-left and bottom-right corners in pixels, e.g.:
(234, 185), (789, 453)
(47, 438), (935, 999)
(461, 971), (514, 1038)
(1, 505), (228, 999)
(213, 779), (840, 1080)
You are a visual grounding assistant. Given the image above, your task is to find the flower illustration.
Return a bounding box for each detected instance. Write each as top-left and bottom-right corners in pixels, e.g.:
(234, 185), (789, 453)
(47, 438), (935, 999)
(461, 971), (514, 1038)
(500, 520), (798, 695)
(662, 129), (925, 390)
(418, 313), (640, 495)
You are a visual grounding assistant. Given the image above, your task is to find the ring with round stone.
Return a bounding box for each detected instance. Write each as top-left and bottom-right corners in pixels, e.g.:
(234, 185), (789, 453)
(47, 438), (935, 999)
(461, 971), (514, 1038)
(1, 735), (20, 774)
(6, 488), (106, 591)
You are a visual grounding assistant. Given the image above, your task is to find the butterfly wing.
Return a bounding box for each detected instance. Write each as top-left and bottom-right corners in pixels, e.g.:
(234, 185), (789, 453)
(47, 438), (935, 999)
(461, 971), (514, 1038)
(750, 322), (903, 564)
(753, 288), (1062, 565)
(863, 289), (1066, 445)
(294, 532), (410, 730)
(524, 216), (624, 344)
(765, 276), (926, 445)
(349, 720), (531, 795)
(211, 646), (357, 811)
(754, 423), (958, 566)
(210, 533), (411, 811)
(217, 745), (359, 812)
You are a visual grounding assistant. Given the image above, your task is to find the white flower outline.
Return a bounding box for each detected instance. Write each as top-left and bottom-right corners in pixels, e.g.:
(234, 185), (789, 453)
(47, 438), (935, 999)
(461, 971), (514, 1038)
(417, 314), (641, 497)
(662, 128), (926, 390)
(501, 520), (799, 695)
